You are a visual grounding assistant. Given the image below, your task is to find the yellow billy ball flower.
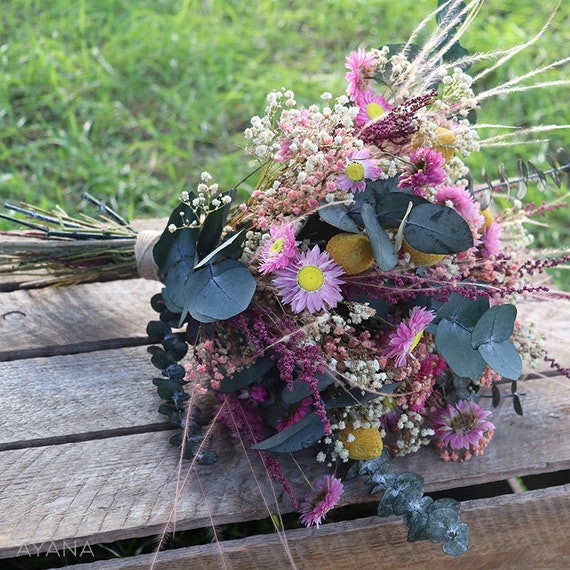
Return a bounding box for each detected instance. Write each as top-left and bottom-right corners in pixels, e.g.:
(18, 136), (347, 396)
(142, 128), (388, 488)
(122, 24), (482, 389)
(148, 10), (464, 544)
(402, 238), (444, 267)
(326, 233), (374, 275)
(480, 208), (494, 229)
(412, 126), (456, 163)
(339, 425), (384, 460)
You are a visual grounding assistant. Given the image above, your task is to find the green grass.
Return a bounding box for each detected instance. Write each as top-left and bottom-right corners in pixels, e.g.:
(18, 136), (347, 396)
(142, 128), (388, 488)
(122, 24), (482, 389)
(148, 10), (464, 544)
(0, 0), (568, 285)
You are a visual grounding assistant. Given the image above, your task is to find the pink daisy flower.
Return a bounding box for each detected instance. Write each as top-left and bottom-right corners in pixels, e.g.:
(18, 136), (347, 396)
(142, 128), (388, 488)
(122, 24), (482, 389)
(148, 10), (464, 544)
(336, 148), (382, 193)
(383, 306), (436, 367)
(354, 91), (392, 127)
(273, 246), (345, 314)
(398, 147), (446, 197)
(259, 223), (298, 275)
(431, 400), (495, 459)
(299, 475), (344, 528)
(345, 48), (376, 102)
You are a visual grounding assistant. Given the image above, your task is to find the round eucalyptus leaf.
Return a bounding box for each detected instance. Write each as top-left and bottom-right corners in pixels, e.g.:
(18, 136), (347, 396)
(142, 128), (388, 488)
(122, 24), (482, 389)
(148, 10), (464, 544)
(471, 304), (517, 348)
(442, 522), (470, 556)
(185, 259), (256, 322)
(318, 202), (361, 233)
(435, 319), (487, 380)
(405, 203), (473, 254)
(477, 338), (522, 380)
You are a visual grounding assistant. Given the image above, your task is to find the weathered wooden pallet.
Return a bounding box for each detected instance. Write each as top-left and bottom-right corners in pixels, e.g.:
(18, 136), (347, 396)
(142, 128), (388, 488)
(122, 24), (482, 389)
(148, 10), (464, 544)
(1, 232), (569, 569)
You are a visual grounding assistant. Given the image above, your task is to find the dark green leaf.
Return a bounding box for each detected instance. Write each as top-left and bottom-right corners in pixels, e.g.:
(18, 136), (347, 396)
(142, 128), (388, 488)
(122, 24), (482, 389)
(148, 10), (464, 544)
(425, 506), (461, 543)
(146, 320), (171, 342)
(374, 191), (427, 228)
(215, 356), (275, 392)
(361, 201), (398, 271)
(252, 410), (326, 452)
(155, 378), (185, 400)
(436, 319), (487, 380)
(471, 304), (517, 348)
(318, 202), (361, 233)
(405, 203), (473, 254)
(184, 259), (256, 323)
(491, 383), (501, 408)
(325, 386), (381, 409)
(153, 202), (199, 275)
(442, 522), (469, 556)
(194, 230), (246, 269)
(478, 338), (522, 380)
(196, 190), (235, 258)
(147, 346), (177, 370)
(392, 472), (425, 516)
(282, 371), (336, 405)
(361, 450), (391, 476)
(437, 292), (489, 328)
(513, 394), (524, 416)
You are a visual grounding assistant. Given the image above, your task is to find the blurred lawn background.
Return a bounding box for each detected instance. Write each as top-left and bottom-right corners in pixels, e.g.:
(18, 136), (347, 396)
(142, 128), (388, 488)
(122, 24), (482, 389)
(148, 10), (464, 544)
(0, 0), (568, 264)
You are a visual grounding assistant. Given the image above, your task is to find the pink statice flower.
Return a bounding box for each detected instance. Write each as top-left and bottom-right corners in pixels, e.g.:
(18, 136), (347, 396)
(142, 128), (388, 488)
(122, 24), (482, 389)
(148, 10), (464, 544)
(259, 223), (298, 275)
(354, 91), (392, 126)
(336, 148), (382, 193)
(345, 48), (375, 102)
(481, 221), (503, 258)
(299, 475), (344, 528)
(273, 246), (345, 313)
(398, 147), (446, 197)
(432, 400), (495, 461)
(383, 306), (436, 367)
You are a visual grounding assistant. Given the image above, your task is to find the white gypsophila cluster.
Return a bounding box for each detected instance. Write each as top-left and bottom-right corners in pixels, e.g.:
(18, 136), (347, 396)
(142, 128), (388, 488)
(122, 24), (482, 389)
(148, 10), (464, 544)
(346, 301), (376, 325)
(513, 322), (546, 368)
(244, 89), (295, 159)
(342, 358), (389, 390)
(445, 156), (472, 186)
(393, 406), (435, 455)
(437, 67), (478, 117)
(344, 399), (392, 430)
(171, 173), (232, 231)
(241, 229), (264, 261)
(378, 157), (400, 179)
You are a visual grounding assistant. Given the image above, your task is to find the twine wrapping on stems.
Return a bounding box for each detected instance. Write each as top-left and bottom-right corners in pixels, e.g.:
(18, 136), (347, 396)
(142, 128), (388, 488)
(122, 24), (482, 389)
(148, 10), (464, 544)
(135, 230), (162, 281)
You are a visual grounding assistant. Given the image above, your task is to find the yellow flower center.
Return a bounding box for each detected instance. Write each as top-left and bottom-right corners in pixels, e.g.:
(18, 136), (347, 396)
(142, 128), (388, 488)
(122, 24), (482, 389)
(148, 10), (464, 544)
(270, 237), (285, 254)
(409, 330), (424, 352)
(366, 102), (385, 120)
(297, 265), (325, 291)
(346, 162), (365, 182)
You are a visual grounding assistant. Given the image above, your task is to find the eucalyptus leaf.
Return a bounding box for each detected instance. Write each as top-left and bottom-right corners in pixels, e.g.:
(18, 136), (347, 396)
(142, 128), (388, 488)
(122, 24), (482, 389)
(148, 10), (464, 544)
(215, 355), (276, 393)
(196, 189), (235, 258)
(325, 386), (382, 409)
(374, 191), (427, 228)
(252, 410), (326, 452)
(437, 292), (490, 328)
(442, 522), (469, 556)
(194, 230), (246, 270)
(435, 319), (487, 380)
(152, 202), (199, 274)
(471, 304), (517, 348)
(425, 506), (461, 543)
(405, 203), (473, 254)
(361, 201), (398, 270)
(184, 259), (256, 322)
(282, 371), (336, 405)
(318, 202), (361, 233)
(477, 338), (522, 380)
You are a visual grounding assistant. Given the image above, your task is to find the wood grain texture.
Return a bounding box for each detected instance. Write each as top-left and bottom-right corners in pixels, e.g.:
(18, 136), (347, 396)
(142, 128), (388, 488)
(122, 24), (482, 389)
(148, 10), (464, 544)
(67, 484), (570, 570)
(0, 346), (168, 446)
(0, 371), (568, 559)
(0, 278), (162, 360)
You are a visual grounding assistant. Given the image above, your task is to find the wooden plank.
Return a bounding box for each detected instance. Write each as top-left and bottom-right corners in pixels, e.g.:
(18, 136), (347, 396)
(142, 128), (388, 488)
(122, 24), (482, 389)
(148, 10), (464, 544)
(71, 484), (570, 570)
(1, 372), (569, 558)
(0, 346), (169, 447)
(0, 278), (162, 360)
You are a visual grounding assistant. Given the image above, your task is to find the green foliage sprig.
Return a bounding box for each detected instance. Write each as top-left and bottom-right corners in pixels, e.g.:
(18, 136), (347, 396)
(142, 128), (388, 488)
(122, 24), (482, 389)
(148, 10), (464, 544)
(348, 450), (469, 556)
